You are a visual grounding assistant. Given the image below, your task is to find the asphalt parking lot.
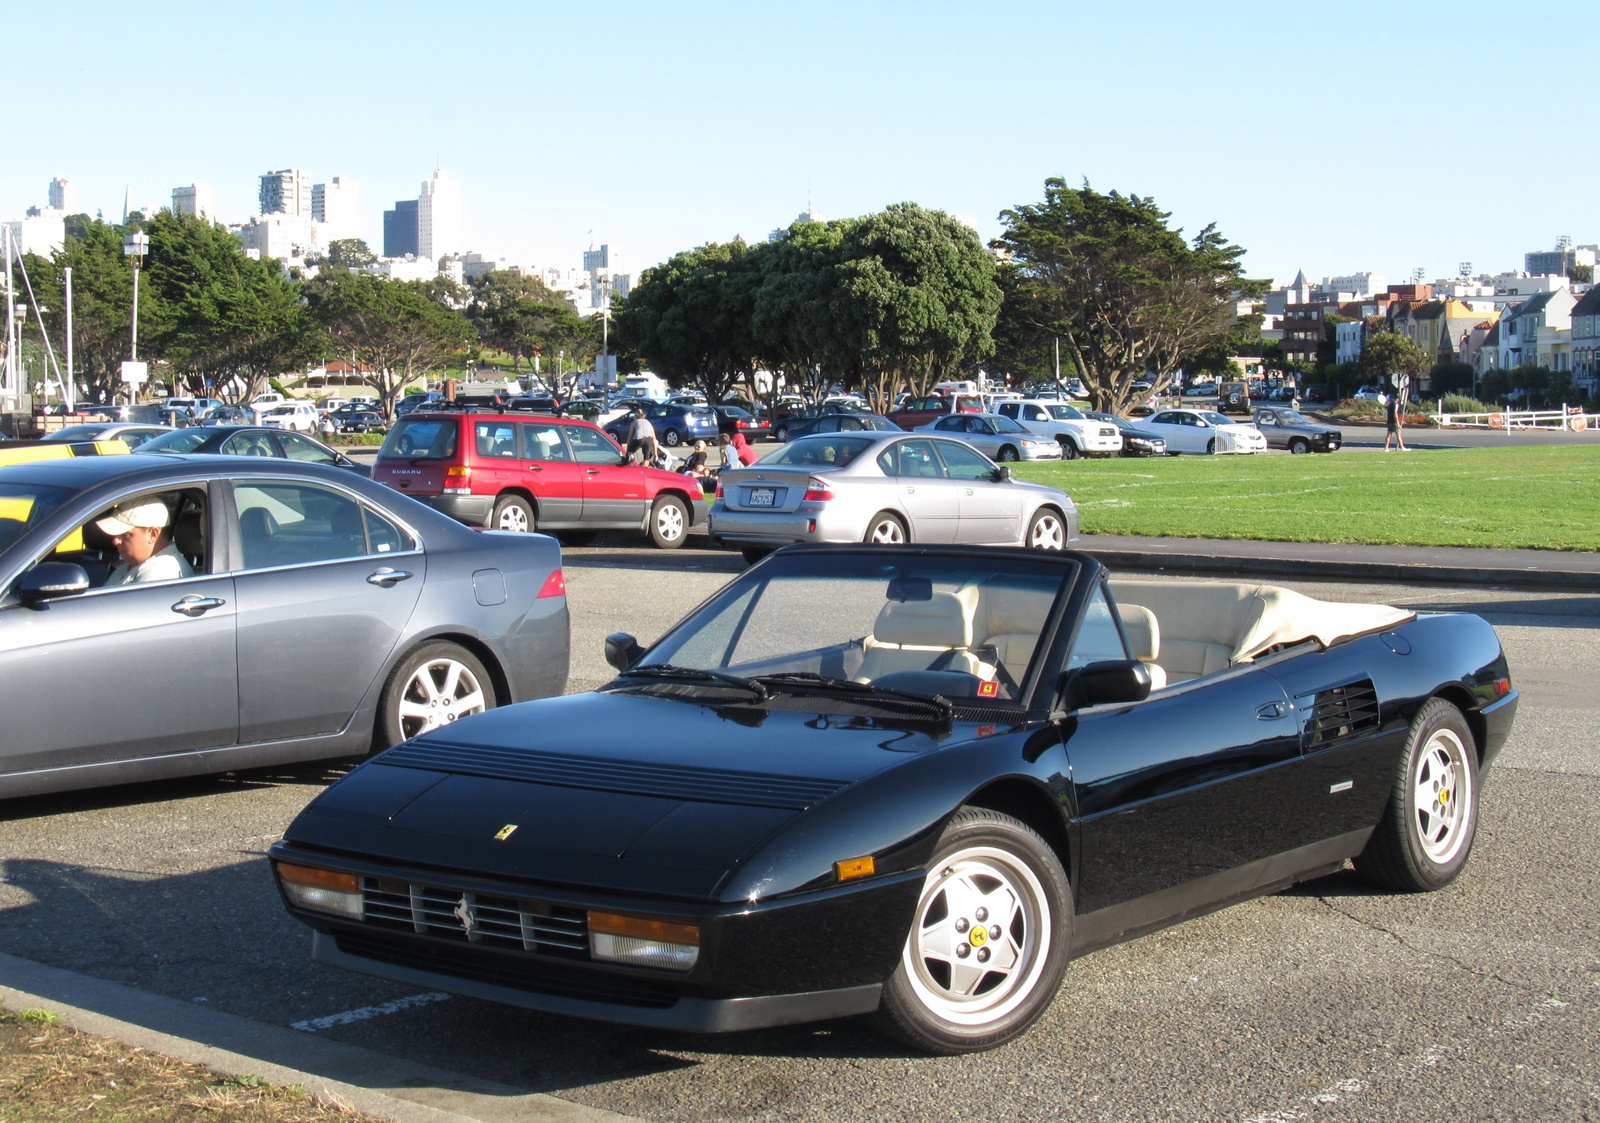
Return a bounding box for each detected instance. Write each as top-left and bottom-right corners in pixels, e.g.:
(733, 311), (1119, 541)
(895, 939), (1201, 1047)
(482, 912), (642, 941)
(1, 547), (1596, 1121)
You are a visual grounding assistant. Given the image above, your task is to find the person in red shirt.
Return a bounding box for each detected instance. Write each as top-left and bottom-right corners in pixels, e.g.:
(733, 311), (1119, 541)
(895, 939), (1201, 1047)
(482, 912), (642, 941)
(730, 429), (758, 466)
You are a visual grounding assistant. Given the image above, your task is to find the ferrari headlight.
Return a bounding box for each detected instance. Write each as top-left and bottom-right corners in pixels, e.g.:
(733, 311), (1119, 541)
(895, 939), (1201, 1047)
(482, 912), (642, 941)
(588, 911), (700, 971)
(276, 863), (363, 920)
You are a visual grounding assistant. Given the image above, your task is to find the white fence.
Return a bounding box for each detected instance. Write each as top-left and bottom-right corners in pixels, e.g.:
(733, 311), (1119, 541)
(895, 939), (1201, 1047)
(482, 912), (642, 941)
(1435, 404), (1596, 432)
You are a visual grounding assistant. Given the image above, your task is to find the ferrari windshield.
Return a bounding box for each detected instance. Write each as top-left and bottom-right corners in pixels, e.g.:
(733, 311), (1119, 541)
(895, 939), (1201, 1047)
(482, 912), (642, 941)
(634, 552), (1076, 705)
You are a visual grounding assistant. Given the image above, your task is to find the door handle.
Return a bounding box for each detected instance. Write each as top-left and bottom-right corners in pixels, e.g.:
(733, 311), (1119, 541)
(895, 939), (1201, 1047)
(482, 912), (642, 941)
(964, 488), (974, 496)
(904, 487), (915, 494)
(1255, 701), (1287, 720)
(527, 465), (543, 472)
(587, 468), (601, 475)
(367, 568), (414, 587)
(172, 595), (226, 617)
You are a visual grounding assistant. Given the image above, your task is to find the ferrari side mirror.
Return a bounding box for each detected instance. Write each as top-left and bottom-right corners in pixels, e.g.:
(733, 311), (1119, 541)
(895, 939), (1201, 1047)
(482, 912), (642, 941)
(1055, 659), (1152, 713)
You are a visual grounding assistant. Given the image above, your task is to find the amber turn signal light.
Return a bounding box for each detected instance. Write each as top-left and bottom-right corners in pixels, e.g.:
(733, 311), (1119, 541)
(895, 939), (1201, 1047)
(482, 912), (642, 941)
(587, 911), (701, 947)
(276, 863), (360, 894)
(834, 856), (876, 881)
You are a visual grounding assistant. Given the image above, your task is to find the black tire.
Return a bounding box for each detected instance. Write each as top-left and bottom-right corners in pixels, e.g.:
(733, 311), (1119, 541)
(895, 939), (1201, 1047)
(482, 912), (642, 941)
(1205, 438), (1217, 455)
(741, 546), (773, 565)
(557, 530), (599, 546)
(378, 641), (494, 748)
(997, 445), (1020, 463)
(864, 512), (907, 545)
(775, 424), (790, 443)
(1025, 508), (1067, 550)
(1289, 437), (1310, 454)
(491, 494), (535, 533)
(648, 494), (689, 549)
(1057, 439), (1079, 461)
(662, 428), (683, 448)
(873, 807), (1072, 1054)
(1354, 698), (1479, 892)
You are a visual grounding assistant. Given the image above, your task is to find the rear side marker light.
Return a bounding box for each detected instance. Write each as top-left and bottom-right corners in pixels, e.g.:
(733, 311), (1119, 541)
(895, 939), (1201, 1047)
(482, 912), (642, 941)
(537, 569), (566, 599)
(1494, 678), (1511, 696)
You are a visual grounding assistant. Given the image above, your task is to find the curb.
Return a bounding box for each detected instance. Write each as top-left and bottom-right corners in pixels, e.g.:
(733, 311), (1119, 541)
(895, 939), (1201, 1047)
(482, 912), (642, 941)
(1074, 545), (1600, 593)
(0, 951), (641, 1123)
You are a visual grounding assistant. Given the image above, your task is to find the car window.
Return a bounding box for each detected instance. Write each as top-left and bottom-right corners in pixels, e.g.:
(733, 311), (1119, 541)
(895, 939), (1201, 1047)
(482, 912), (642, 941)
(0, 482), (74, 554)
(278, 432), (339, 464)
(521, 422), (573, 462)
(888, 438), (945, 479)
(223, 431), (279, 456)
(992, 416), (1029, 434)
(1044, 404), (1085, 420)
(815, 417), (840, 433)
(142, 429), (213, 454)
(1067, 584), (1129, 670)
(475, 422), (519, 459)
(566, 425), (624, 465)
(934, 440), (995, 480)
(381, 418), (459, 460)
(765, 437), (872, 467)
(233, 482), (375, 570)
(362, 505), (414, 554)
(1150, 412), (1178, 425)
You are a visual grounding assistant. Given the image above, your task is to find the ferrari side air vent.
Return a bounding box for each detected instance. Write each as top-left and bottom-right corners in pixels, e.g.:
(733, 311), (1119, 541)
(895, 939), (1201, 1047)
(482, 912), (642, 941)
(1301, 679), (1380, 750)
(379, 741), (849, 810)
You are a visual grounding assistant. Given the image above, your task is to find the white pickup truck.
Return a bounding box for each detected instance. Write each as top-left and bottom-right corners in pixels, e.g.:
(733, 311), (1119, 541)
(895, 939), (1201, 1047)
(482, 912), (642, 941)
(994, 399), (1122, 459)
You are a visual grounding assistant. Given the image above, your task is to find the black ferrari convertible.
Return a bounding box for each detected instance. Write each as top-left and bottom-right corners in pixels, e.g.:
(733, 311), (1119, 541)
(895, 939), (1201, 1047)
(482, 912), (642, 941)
(271, 544), (1517, 1054)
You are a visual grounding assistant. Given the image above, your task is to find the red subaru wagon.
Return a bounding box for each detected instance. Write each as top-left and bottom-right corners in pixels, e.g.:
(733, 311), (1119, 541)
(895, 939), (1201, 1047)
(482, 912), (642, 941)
(374, 411), (707, 548)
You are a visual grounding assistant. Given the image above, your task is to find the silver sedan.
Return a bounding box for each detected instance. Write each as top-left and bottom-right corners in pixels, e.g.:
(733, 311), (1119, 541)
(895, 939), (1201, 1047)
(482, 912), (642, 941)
(914, 412), (1063, 461)
(708, 431), (1078, 563)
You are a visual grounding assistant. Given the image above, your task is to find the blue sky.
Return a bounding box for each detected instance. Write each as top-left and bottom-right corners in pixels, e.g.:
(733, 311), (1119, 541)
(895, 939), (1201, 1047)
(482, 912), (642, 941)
(7, 1), (1595, 288)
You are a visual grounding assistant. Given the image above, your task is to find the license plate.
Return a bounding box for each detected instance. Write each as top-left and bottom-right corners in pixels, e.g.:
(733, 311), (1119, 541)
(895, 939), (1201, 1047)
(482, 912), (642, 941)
(747, 487), (776, 507)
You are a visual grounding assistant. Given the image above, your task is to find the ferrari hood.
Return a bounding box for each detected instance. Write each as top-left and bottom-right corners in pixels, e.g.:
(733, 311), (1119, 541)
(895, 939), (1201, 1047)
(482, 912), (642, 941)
(285, 690), (960, 899)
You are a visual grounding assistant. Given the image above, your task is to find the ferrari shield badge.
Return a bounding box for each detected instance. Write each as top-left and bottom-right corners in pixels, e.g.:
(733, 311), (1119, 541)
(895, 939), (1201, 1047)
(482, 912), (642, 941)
(494, 824), (519, 841)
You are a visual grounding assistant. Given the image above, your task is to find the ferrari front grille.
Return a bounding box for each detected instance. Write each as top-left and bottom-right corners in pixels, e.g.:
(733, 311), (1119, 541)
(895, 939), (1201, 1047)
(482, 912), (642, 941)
(361, 878), (588, 956)
(1302, 679), (1380, 750)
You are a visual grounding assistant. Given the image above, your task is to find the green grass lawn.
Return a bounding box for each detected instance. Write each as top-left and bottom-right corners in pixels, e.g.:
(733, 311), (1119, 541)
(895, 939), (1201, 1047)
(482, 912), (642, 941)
(1013, 445), (1600, 551)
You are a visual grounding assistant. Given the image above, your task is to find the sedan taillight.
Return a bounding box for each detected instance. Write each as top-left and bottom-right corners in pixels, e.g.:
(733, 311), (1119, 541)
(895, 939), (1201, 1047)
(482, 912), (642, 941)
(537, 569), (566, 599)
(714, 480), (725, 498)
(803, 477), (833, 502)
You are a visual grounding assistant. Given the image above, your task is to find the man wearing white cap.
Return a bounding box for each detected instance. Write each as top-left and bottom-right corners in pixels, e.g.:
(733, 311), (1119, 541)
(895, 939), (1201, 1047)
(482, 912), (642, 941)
(97, 499), (194, 586)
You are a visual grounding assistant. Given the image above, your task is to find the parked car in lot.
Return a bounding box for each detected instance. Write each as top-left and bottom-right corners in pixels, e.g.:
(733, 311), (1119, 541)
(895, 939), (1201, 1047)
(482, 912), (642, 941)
(1251, 407), (1342, 453)
(1355, 386), (1385, 401)
(714, 405), (771, 441)
(334, 408), (388, 434)
(770, 400), (871, 443)
(994, 400), (1122, 459)
(198, 404), (254, 426)
(915, 413), (1063, 462)
(271, 542), (1516, 1052)
(1138, 409), (1267, 454)
(782, 411), (903, 442)
(396, 391), (445, 417)
(0, 454), (569, 799)
(1215, 380), (1252, 413)
(709, 431), (1077, 562)
(1083, 412), (1169, 457)
(603, 402), (720, 449)
(139, 426), (370, 476)
(376, 411), (706, 548)
(259, 402), (321, 432)
(886, 394), (982, 431)
(42, 423), (172, 450)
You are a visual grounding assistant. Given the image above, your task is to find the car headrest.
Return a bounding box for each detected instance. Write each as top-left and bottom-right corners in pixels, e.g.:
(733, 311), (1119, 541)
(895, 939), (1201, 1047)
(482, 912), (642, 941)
(173, 510), (205, 559)
(1119, 603), (1161, 662)
(873, 591), (973, 648)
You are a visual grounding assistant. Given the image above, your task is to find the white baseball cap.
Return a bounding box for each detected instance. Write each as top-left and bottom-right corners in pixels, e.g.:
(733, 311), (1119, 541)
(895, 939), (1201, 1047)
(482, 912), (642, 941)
(96, 500), (171, 536)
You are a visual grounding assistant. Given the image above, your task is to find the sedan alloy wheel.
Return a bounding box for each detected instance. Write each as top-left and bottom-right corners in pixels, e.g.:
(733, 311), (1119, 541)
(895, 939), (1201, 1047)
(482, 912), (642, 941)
(1027, 509), (1066, 550)
(866, 513), (907, 545)
(380, 642), (493, 745)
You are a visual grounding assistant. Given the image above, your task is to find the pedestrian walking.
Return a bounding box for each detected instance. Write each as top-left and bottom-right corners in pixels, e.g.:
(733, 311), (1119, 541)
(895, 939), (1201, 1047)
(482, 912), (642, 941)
(1384, 389), (1406, 451)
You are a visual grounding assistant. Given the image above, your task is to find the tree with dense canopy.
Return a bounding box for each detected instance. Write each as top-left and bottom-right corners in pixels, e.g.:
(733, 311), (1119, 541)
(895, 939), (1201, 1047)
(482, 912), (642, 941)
(995, 179), (1265, 412)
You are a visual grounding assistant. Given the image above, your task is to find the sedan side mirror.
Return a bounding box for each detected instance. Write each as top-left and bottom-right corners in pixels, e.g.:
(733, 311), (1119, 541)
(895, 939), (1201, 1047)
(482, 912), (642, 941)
(18, 562), (91, 607)
(605, 632), (645, 672)
(991, 465), (1012, 482)
(1055, 659), (1152, 713)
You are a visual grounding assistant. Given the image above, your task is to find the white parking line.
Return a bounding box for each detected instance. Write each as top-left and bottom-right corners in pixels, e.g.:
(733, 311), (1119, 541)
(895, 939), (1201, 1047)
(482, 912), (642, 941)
(290, 991), (452, 1032)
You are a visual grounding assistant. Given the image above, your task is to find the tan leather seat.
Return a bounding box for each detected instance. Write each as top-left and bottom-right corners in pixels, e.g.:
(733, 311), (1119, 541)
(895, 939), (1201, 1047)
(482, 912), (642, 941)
(856, 590), (989, 682)
(964, 580), (1056, 684)
(1117, 603), (1167, 690)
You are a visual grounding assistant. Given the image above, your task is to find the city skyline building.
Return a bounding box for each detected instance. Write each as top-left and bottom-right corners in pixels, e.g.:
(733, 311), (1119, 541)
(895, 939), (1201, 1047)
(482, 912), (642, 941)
(171, 182), (218, 220)
(259, 168), (311, 217)
(383, 198), (419, 259)
(417, 168), (464, 262)
(312, 176), (361, 243)
(47, 177), (77, 214)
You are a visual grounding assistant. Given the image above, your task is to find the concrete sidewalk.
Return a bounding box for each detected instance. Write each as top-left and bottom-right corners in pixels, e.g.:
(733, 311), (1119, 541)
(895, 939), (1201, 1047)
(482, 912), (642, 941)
(1077, 534), (1600, 591)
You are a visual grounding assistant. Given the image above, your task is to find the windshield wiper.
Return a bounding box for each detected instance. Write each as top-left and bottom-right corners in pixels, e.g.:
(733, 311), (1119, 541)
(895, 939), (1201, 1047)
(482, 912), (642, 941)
(755, 672), (954, 720)
(620, 664), (768, 701)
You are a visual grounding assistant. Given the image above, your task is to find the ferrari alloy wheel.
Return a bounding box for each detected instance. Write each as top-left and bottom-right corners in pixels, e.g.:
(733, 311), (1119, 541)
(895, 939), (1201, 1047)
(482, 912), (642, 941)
(648, 494), (689, 548)
(876, 808), (1070, 1054)
(1026, 509), (1066, 550)
(1355, 698), (1479, 892)
(492, 495), (534, 533)
(997, 445), (1020, 462)
(865, 512), (907, 545)
(379, 642), (493, 747)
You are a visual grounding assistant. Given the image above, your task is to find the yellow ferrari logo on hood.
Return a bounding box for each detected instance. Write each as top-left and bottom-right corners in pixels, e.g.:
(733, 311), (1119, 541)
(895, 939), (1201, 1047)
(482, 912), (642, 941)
(494, 824), (518, 841)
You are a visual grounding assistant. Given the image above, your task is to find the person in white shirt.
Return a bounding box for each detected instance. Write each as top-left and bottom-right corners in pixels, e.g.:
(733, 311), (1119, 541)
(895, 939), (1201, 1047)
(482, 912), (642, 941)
(97, 500), (194, 585)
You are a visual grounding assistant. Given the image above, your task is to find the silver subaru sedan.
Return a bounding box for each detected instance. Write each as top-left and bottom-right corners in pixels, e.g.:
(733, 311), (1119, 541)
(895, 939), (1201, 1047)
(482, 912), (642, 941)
(708, 432), (1078, 563)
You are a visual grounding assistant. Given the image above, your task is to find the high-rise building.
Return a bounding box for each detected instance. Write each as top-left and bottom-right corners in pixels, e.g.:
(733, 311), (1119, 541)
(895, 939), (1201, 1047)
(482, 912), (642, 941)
(312, 177), (361, 243)
(259, 168), (311, 217)
(383, 199), (419, 259)
(48, 177), (77, 213)
(417, 169), (464, 262)
(171, 183), (218, 220)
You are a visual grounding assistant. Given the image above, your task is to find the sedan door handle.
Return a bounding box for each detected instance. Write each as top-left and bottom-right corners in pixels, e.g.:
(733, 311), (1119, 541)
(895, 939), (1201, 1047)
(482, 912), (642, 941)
(367, 568), (414, 587)
(172, 595), (226, 617)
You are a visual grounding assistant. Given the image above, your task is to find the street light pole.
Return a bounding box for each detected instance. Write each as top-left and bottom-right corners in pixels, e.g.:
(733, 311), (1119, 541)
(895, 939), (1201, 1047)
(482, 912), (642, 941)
(64, 266), (74, 410)
(122, 231), (149, 402)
